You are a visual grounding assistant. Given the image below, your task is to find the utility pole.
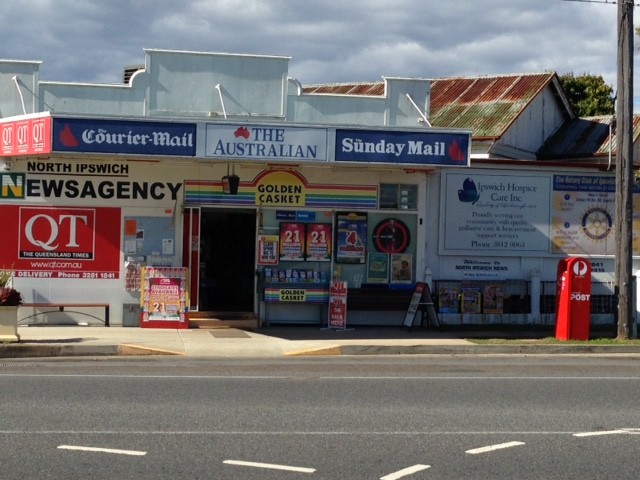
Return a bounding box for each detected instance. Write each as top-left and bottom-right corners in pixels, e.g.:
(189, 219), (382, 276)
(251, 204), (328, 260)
(615, 0), (634, 339)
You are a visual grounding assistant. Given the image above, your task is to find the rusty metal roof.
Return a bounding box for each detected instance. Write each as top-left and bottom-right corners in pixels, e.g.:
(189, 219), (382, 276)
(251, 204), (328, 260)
(303, 82), (386, 96)
(302, 73), (562, 139)
(430, 73), (561, 137)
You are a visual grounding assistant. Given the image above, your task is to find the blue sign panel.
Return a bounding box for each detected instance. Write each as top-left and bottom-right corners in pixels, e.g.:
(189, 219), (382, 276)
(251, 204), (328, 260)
(52, 118), (196, 156)
(335, 129), (470, 167)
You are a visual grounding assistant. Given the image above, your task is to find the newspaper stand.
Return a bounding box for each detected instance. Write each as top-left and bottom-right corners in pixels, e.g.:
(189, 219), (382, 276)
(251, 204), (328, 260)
(555, 258), (591, 341)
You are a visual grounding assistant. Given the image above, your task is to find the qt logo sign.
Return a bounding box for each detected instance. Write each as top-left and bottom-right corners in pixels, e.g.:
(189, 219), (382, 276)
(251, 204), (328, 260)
(18, 207), (96, 260)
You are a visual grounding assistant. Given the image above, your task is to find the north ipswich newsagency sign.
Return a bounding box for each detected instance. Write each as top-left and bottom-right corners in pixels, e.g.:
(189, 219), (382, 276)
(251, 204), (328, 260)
(335, 128), (471, 167)
(205, 124), (328, 162)
(52, 118), (196, 156)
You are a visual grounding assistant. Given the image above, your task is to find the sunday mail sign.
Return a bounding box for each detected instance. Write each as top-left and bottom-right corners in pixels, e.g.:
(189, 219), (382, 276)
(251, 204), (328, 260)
(335, 128), (471, 167)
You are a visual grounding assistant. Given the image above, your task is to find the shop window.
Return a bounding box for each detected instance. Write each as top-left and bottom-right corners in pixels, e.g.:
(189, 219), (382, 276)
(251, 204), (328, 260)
(380, 184), (417, 210)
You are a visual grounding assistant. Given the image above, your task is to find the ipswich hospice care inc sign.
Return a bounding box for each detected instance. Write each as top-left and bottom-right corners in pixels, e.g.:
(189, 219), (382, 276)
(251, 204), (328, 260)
(0, 205), (121, 279)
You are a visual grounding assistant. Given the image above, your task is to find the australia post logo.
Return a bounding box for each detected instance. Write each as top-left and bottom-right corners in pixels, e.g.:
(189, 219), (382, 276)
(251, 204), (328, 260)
(18, 207), (96, 260)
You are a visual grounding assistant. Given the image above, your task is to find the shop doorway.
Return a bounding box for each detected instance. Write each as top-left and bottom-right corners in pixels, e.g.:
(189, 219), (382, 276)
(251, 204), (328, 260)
(198, 209), (256, 312)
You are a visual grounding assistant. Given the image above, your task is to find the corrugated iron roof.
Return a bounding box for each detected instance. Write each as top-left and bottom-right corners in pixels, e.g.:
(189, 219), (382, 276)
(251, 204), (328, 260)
(302, 72), (559, 139)
(430, 73), (558, 137)
(303, 82), (385, 96)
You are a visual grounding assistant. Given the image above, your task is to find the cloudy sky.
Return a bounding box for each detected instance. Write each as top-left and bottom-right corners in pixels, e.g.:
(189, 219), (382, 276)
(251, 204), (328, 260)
(2, 0), (639, 108)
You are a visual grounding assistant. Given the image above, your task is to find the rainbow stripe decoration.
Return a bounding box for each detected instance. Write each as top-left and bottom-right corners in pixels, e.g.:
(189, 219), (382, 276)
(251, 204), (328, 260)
(264, 287), (329, 303)
(184, 169), (378, 209)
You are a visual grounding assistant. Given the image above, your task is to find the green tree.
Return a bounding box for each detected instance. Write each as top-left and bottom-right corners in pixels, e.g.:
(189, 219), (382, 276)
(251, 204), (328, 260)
(558, 73), (615, 116)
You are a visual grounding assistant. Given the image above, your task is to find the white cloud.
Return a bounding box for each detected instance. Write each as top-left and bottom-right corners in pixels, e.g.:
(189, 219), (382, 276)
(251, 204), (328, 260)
(0, 0), (637, 106)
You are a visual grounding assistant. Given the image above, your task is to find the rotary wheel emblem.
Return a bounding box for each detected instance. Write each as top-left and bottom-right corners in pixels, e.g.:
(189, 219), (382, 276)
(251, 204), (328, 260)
(581, 207), (612, 241)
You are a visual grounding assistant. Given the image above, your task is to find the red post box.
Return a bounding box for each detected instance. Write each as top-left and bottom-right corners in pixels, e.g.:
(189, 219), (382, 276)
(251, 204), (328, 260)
(555, 258), (591, 341)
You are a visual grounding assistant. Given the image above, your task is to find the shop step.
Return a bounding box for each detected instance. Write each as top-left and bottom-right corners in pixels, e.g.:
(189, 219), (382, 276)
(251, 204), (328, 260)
(189, 312), (258, 329)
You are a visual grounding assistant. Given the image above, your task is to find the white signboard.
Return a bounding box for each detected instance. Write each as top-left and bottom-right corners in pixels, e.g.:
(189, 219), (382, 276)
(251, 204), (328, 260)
(441, 172), (551, 255)
(205, 124), (328, 162)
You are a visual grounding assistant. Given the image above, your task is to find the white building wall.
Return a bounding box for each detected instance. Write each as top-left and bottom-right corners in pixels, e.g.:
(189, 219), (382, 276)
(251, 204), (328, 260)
(0, 60), (41, 117)
(492, 87), (568, 159)
(287, 77), (430, 127)
(41, 78), (147, 117)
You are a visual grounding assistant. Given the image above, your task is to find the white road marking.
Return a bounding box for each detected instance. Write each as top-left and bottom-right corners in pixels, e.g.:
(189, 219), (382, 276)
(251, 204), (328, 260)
(574, 428), (640, 437)
(380, 464), (431, 479)
(57, 445), (146, 456)
(574, 430), (627, 437)
(223, 459), (315, 473)
(466, 441), (526, 454)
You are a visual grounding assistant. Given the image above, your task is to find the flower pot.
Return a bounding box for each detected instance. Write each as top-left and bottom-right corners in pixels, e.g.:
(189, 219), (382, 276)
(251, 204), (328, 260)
(0, 306), (20, 342)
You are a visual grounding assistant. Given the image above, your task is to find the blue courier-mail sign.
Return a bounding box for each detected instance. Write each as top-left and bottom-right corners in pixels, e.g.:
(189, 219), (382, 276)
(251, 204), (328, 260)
(335, 129), (470, 167)
(52, 118), (196, 156)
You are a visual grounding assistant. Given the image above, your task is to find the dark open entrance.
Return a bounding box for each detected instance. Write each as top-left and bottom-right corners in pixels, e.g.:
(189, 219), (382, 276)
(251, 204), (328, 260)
(198, 209), (256, 312)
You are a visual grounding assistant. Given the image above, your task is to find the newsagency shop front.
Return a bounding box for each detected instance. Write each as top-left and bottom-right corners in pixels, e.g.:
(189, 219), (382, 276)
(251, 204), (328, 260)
(0, 113), (470, 327)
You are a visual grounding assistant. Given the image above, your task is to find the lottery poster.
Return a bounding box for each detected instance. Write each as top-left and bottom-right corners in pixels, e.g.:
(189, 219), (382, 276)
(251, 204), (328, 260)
(279, 223), (305, 261)
(335, 212), (367, 264)
(305, 223), (332, 261)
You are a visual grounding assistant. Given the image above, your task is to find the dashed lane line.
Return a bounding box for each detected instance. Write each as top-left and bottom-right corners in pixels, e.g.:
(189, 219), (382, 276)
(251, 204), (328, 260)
(223, 459), (315, 473)
(57, 445), (146, 456)
(380, 464), (431, 479)
(466, 441), (526, 455)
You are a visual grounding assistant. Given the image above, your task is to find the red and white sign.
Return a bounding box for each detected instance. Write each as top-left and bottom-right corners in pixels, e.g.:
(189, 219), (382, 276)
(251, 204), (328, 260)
(140, 267), (189, 329)
(328, 280), (348, 329)
(1, 114), (52, 157)
(0, 205), (121, 279)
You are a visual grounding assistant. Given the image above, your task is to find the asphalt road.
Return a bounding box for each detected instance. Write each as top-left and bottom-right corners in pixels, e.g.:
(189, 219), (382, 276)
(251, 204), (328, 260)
(1, 356), (639, 479)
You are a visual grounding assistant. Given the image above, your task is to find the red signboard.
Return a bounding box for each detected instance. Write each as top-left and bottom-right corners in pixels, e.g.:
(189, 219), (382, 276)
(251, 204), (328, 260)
(1, 114), (52, 157)
(0, 205), (121, 279)
(328, 280), (348, 329)
(140, 267), (189, 328)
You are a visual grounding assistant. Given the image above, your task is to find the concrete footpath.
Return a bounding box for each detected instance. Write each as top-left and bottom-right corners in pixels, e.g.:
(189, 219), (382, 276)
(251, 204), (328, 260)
(1, 324), (640, 358)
